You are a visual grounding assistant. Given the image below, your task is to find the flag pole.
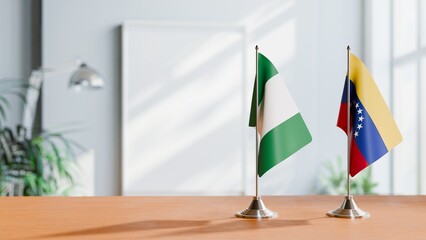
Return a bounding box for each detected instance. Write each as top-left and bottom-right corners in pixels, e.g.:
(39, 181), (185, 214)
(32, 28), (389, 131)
(326, 46), (369, 219)
(255, 45), (259, 198)
(346, 45), (351, 198)
(236, 45), (277, 219)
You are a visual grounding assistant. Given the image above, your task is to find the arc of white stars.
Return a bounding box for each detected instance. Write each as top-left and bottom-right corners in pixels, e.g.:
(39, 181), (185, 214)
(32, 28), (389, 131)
(354, 102), (364, 138)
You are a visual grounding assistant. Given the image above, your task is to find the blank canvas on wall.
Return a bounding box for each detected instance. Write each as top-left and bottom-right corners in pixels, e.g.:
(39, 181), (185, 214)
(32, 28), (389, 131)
(121, 21), (248, 195)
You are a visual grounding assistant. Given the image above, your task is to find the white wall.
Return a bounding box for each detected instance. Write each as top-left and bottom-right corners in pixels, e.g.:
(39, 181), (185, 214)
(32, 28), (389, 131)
(42, 0), (363, 195)
(0, 0), (32, 127)
(365, 0), (426, 195)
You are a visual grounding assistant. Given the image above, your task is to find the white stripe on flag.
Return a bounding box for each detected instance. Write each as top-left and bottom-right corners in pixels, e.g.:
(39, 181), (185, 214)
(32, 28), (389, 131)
(258, 74), (299, 138)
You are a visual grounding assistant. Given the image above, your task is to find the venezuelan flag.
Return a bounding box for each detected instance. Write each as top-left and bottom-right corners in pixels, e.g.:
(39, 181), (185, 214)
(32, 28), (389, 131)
(337, 53), (402, 177)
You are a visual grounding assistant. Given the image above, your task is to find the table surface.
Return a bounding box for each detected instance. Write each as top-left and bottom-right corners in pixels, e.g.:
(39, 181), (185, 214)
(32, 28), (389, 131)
(1, 195), (426, 239)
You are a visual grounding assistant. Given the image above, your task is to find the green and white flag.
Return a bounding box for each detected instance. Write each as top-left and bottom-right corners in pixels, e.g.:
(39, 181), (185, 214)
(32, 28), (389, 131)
(249, 53), (312, 177)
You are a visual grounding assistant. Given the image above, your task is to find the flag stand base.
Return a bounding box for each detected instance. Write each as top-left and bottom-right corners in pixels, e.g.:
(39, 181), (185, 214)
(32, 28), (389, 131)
(327, 195), (370, 219)
(236, 196), (278, 219)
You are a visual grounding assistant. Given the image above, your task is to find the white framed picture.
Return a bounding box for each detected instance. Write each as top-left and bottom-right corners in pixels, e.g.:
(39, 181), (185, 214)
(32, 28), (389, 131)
(121, 21), (248, 195)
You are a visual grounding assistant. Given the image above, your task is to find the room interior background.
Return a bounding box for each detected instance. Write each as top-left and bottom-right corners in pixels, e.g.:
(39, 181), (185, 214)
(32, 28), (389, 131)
(1, 0), (424, 196)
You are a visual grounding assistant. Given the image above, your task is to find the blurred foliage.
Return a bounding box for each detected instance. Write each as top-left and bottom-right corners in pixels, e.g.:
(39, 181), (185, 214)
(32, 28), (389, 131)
(0, 78), (82, 196)
(319, 156), (378, 195)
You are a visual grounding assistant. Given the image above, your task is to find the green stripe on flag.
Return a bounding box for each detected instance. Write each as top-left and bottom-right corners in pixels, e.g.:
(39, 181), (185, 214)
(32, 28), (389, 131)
(257, 53), (279, 104)
(249, 53), (279, 127)
(258, 113), (312, 177)
(248, 80), (257, 127)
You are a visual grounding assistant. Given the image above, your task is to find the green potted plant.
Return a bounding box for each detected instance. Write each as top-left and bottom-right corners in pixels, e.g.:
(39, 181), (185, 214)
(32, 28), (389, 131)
(0, 79), (81, 196)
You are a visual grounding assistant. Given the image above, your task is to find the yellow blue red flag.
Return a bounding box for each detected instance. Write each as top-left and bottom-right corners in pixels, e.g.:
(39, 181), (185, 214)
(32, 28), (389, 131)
(337, 53), (402, 176)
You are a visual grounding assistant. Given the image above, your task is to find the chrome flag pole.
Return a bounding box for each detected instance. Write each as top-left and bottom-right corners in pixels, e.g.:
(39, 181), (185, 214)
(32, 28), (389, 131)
(327, 46), (369, 219)
(236, 45), (277, 219)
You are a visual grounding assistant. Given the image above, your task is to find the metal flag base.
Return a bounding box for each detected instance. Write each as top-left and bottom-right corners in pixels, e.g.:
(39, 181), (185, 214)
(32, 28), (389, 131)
(327, 195), (370, 219)
(236, 196), (278, 219)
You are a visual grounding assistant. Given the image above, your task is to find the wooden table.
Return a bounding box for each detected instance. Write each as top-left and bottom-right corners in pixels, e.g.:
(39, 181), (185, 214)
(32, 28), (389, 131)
(1, 196), (425, 239)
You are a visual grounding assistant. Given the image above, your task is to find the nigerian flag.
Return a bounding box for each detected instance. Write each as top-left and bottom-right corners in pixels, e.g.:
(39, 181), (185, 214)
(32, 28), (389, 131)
(249, 53), (312, 177)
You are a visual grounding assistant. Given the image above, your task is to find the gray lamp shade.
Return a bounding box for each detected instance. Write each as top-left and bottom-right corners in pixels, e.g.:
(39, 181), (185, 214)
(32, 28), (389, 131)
(69, 63), (104, 90)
